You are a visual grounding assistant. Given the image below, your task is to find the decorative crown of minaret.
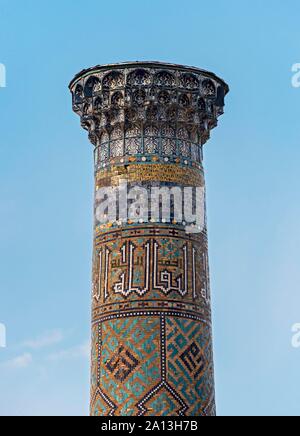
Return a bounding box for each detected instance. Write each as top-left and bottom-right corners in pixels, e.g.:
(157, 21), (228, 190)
(69, 62), (229, 149)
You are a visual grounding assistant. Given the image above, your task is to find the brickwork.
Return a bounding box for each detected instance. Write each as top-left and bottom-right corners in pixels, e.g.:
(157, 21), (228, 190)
(69, 62), (228, 416)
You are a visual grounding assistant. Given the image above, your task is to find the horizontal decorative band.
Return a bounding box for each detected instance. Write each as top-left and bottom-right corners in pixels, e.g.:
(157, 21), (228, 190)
(95, 152), (204, 173)
(95, 164), (204, 188)
(94, 132), (204, 169)
(92, 299), (211, 320)
(91, 309), (211, 326)
(94, 225), (207, 243)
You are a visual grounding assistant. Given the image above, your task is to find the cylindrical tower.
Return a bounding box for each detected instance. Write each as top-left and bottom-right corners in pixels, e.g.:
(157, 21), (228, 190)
(69, 62), (228, 417)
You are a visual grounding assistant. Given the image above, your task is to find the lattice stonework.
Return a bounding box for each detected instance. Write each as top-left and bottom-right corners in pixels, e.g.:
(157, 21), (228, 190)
(69, 62), (229, 417)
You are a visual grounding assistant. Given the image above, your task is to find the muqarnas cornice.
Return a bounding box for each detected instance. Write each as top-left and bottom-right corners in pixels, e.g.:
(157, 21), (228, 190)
(69, 62), (229, 149)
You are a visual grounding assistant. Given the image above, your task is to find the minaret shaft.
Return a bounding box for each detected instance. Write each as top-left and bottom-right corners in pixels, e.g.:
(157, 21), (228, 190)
(69, 62), (228, 417)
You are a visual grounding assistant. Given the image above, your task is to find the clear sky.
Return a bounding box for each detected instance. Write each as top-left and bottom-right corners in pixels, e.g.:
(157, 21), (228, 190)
(0, 0), (300, 416)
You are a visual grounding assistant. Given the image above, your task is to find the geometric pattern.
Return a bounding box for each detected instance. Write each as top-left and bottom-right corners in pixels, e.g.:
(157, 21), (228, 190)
(136, 316), (188, 416)
(94, 317), (161, 416)
(137, 382), (188, 416)
(92, 388), (116, 417)
(166, 318), (215, 416)
(106, 345), (139, 382)
(70, 62), (228, 416)
(91, 311), (215, 416)
(88, 164), (217, 418)
(90, 179), (215, 414)
(89, 190), (215, 415)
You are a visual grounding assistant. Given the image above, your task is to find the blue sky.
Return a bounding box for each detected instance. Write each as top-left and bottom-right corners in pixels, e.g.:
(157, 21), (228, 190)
(0, 0), (300, 416)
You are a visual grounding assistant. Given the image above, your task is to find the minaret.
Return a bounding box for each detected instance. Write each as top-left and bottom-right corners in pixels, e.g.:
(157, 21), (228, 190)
(69, 62), (228, 417)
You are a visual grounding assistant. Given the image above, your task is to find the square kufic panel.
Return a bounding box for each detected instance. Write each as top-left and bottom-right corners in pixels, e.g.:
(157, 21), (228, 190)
(99, 316), (161, 416)
(165, 316), (215, 416)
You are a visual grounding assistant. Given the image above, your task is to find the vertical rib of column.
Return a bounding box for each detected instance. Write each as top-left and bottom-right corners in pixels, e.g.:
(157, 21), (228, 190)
(69, 62), (229, 417)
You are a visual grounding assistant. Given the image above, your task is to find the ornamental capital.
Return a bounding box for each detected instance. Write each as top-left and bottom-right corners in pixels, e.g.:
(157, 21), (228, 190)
(69, 61), (229, 148)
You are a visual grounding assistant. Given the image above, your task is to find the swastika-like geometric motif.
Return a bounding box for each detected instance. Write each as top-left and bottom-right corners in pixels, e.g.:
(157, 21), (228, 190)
(180, 342), (205, 380)
(70, 62), (229, 416)
(166, 317), (215, 416)
(106, 345), (139, 382)
(95, 316), (161, 416)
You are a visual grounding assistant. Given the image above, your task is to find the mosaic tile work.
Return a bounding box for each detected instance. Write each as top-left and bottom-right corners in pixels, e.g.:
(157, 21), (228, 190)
(90, 228), (214, 416)
(95, 164), (204, 188)
(70, 62), (228, 416)
(93, 124), (204, 172)
(92, 231), (211, 307)
(91, 314), (215, 416)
